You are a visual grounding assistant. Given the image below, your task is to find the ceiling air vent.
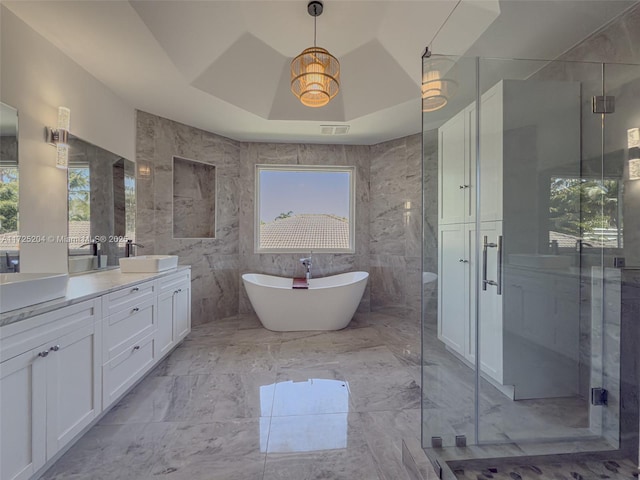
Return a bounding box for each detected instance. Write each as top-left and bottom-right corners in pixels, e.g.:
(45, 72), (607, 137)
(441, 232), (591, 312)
(320, 125), (350, 135)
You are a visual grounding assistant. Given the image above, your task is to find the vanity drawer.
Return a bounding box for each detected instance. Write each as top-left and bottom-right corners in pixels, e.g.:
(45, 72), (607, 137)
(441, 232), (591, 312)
(1, 299), (100, 363)
(103, 298), (155, 362)
(104, 281), (154, 316)
(158, 271), (190, 295)
(102, 332), (155, 409)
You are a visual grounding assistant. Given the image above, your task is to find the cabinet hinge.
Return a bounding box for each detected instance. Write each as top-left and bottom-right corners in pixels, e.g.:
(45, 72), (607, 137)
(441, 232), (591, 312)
(592, 96), (615, 114)
(591, 387), (608, 406)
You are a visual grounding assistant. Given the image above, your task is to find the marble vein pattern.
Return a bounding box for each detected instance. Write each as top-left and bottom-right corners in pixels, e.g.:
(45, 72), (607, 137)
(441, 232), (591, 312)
(138, 109), (424, 324)
(41, 310), (427, 480)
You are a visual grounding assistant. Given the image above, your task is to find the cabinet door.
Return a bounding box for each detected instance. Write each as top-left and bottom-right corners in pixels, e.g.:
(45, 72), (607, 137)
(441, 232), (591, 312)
(0, 348), (47, 480)
(478, 221), (503, 383)
(438, 224), (467, 353)
(157, 290), (175, 357)
(174, 283), (191, 342)
(438, 111), (467, 225)
(464, 104), (477, 223)
(46, 322), (101, 458)
(479, 84), (503, 222)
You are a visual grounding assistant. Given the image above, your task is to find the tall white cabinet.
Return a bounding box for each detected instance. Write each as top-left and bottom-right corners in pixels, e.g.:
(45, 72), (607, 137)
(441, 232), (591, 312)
(437, 79), (581, 399)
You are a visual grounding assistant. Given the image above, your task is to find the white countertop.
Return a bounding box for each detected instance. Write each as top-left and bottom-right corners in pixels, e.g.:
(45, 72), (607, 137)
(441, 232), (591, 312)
(0, 266), (191, 327)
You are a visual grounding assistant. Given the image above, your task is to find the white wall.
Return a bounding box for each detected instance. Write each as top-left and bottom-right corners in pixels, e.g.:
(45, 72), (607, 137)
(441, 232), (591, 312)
(0, 6), (135, 272)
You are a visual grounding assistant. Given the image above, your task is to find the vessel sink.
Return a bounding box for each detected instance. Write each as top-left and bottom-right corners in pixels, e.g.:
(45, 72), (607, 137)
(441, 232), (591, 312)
(508, 254), (572, 269)
(0, 273), (69, 313)
(119, 255), (178, 273)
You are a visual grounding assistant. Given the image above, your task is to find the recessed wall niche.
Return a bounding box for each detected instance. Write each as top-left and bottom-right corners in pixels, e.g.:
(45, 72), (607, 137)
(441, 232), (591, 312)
(173, 156), (216, 238)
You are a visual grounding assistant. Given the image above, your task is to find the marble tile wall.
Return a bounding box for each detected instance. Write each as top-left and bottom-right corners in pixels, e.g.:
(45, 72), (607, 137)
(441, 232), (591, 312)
(619, 268), (640, 459)
(137, 111), (421, 324)
(0, 135), (17, 163)
(136, 111), (241, 326)
(422, 130), (439, 326)
(172, 157), (216, 239)
(369, 134), (423, 320)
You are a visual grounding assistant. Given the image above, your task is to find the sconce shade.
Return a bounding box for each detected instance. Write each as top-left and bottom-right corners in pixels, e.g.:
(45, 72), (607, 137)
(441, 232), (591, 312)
(628, 128), (640, 180)
(291, 47), (340, 108)
(57, 107), (70, 131)
(422, 56), (458, 113)
(47, 106), (70, 169)
(56, 144), (69, 169)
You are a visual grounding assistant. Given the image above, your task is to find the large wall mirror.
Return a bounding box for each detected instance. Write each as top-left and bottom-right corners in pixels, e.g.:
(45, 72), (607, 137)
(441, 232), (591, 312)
(68, 135), (135, 273)
(0, 102), (19, 273)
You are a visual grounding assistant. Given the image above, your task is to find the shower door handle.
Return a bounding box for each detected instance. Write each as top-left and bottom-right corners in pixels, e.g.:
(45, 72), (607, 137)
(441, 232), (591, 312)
(496, 235), (503, 295)
(482, 235), (499, 292)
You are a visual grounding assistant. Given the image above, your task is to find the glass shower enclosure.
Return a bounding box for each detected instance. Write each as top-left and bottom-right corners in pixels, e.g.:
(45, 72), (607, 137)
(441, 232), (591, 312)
(421, 55), (640, 465)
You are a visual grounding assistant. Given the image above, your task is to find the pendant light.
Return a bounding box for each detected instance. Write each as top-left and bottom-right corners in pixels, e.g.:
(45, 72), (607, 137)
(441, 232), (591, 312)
(291, 1), (340, 108)
(422, 48), (458, 113)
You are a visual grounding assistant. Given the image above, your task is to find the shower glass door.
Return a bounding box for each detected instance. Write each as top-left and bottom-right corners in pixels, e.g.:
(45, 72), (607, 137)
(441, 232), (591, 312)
(422, 55), (637, 459)
(475, 57), (608, 451)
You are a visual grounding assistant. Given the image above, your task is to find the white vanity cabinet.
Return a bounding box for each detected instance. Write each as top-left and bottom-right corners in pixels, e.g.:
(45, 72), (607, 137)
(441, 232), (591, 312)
(0, 299), (101, 480)
(102, 281), (156, 409)
(0, 267), (192, 480)
(157, 271), (191, 357)
(437, 79), (581, 399)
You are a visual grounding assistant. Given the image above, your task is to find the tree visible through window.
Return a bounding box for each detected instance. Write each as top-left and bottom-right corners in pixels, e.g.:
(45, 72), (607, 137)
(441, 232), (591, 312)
(256, 165), (355, 253)
(549, 177), (623, 248)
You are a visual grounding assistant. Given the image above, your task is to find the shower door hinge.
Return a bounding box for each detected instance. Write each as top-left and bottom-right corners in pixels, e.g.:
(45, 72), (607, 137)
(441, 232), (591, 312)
(592, 96), (615, 114)
(431, 436), (443, 448)
(591, 387), (609, 406)
(455, 435), (467, 447)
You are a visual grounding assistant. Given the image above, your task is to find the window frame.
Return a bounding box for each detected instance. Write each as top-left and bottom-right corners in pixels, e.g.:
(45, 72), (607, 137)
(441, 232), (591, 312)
(254, 164), (356, 254)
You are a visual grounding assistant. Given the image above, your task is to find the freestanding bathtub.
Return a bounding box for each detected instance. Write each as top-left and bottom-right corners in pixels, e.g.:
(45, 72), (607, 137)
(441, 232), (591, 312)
(242, 271), (369, 331)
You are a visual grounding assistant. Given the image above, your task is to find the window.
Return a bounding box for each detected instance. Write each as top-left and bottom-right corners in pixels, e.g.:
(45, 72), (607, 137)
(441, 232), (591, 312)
(255, 165), (355, 253)
(549, 176), (623, 249)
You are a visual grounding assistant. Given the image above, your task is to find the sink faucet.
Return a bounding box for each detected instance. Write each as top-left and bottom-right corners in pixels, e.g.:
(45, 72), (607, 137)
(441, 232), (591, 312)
(300, 253), (312, 282)
(125, 239), (145, 258)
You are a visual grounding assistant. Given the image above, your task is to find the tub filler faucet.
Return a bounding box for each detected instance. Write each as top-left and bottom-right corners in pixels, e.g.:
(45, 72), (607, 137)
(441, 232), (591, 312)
(300, 255), (313, 281)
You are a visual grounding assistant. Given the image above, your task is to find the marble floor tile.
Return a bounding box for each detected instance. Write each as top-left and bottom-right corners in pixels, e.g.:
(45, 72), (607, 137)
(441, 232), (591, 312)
(41, 307), (628, 480)
(262, 445), (385, 480)
(146, 419), (268, 480)
(347, 368), (421, 412)
(160, 372), (277, 421)
(41, 422), (175, 479)
(359, 409), (421, 480)
(263, 413), (385, 480)
(216, 343), (280, 373)
(151, 344), (227, 376)
(99, 375), (177, 425)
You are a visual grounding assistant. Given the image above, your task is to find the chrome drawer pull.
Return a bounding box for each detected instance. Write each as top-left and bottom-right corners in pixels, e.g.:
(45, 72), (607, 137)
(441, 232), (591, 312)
(133, 345), (140, 351)
(131, 287), (139, 292)
(38, 351), (49, 358)
(50, 345), (60, 352)
(132, 307), (140, 313)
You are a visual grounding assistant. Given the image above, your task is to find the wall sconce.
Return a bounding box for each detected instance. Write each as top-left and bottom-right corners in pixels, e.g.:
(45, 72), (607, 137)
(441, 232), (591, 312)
(46, 106), (70, 169)
(628, 127), (640, 180)
(138, 164), (151, 178)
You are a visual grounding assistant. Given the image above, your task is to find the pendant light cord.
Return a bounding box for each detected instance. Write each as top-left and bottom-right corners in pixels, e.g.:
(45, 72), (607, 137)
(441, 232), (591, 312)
(426, 0), (463, 55)
(313, 7), (317, 47)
